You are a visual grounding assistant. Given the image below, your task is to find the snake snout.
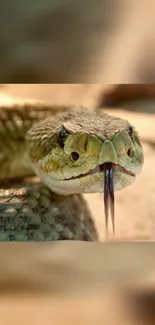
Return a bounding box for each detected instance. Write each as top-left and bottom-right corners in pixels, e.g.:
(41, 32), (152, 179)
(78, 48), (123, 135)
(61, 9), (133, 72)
(99, 140), (118, 165)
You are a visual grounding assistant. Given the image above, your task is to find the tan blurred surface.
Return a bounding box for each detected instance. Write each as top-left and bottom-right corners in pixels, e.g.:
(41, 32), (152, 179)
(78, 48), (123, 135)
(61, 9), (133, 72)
(1, 84), (155, 324)
(0, 242), (154, 325)
(0, 292), (138, 325)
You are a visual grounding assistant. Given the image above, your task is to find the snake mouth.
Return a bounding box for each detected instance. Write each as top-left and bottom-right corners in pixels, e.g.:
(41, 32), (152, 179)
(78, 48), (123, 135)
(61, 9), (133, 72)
(68, 162), (135, 180)
(67, 163), (135, 236)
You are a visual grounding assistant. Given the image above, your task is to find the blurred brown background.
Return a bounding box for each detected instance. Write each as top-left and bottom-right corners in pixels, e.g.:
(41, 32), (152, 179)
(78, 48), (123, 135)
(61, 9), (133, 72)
(1, 0), (155, 321)
(0, 0), (154, 83)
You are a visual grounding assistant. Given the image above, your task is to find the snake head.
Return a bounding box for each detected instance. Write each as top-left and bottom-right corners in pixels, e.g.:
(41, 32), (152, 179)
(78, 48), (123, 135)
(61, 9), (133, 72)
(26, 107), (144, 234)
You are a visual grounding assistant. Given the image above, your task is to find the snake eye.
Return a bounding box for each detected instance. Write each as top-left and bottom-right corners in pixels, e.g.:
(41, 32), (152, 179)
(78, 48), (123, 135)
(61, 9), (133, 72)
(127, 126), (133, 136)
(57, 127), (68, 146)
(71, 152), (79, 161)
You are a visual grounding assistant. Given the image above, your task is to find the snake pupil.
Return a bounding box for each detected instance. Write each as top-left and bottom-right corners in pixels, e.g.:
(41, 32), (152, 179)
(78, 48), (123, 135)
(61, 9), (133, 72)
(127, 126), (133, 135)
(57, 127), (68, 145)
(71, 152), (79, 161)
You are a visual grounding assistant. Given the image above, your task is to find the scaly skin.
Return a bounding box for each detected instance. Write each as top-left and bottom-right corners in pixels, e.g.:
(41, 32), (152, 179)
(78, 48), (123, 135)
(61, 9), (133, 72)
(0, 102), (144, 241)
(0, 183), (97, 241)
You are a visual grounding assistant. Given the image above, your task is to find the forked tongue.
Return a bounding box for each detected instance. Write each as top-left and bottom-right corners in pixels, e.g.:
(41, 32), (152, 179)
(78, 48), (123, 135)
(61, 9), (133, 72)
(104, 163), (115, 235)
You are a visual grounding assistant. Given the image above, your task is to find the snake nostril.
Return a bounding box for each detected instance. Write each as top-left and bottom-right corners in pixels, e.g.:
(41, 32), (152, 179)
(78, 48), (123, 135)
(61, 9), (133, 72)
(127, 148), (133, 158)
(71, 152), (79, 161)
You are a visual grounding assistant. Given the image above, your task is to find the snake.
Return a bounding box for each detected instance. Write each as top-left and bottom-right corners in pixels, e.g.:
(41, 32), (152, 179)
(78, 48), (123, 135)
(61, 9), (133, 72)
(0, 100), (144, 241)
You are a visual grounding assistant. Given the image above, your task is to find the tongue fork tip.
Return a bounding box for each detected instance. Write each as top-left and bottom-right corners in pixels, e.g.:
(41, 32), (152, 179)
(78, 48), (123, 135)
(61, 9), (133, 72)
(103, 164), (115, 236)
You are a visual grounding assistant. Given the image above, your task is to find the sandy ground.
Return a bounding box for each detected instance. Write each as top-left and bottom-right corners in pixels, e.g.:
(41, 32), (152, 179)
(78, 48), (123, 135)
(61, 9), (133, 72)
(1, 84), (155, 324)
